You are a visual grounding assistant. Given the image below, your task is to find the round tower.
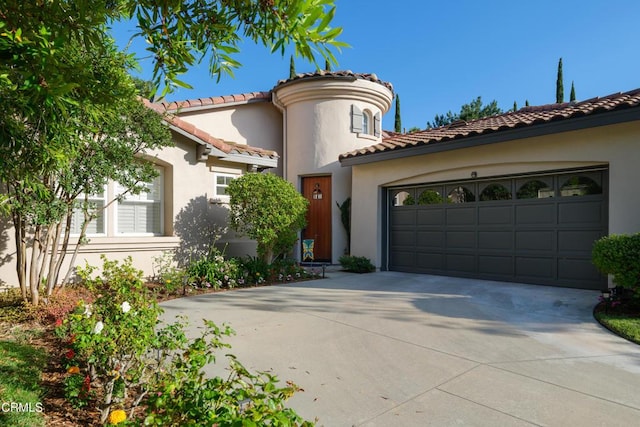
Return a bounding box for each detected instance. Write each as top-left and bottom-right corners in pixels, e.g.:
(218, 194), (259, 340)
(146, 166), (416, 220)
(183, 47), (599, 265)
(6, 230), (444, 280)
(272, 71), (394, 263)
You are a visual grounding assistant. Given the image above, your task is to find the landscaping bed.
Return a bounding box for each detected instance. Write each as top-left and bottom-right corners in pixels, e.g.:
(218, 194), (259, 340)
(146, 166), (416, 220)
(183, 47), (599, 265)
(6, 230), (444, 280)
(1, 255), (321, 426)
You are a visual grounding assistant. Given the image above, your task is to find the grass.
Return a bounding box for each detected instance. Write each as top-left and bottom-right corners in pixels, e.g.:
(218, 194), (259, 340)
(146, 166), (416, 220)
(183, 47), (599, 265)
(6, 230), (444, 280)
(0, 290), (48, 427)
(0, 335), (48, 427)
(594, 311), (640, 344)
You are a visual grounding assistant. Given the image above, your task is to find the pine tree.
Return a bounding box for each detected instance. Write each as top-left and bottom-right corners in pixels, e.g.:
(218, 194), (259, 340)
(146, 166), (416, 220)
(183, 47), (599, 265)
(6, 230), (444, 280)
(394, 94), (402, 133)
(556, 57), (564, 103)
(289, 55), (296, 79)
(570, 81), (576, 102)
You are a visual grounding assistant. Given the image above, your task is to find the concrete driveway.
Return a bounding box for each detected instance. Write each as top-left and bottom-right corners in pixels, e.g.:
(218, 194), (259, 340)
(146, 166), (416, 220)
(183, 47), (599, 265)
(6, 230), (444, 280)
(160, 271), (640, 426)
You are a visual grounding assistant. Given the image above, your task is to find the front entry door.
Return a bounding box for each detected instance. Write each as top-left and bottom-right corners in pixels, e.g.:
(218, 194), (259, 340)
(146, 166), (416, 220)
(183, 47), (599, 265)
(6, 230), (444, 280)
(302, 176), (332, 262)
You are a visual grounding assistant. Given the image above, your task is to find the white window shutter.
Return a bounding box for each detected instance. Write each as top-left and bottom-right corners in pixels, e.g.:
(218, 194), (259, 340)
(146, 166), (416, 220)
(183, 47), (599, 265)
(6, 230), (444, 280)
(374, 112), (381, 137)
(351, 104), (363, 133)
(116, 167), (163, 234)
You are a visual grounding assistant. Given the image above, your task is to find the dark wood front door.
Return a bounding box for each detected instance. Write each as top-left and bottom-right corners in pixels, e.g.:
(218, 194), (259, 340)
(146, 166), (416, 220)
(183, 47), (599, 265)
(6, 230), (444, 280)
(302, 176), (332, 262)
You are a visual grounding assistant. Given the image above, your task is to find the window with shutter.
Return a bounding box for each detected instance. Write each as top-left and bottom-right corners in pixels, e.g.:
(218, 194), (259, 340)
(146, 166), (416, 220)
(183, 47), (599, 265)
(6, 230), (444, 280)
(374, 112), (381, 137)
(69, 190), (106, 235)
(351, 104), (363, 133)
(116, 167), (163, 235)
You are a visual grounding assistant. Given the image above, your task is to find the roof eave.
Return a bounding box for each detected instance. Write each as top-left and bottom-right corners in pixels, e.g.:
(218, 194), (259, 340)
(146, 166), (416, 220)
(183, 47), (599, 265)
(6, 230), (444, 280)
(221, 153), (278, 168)
(340, 106), (640, 167)
(169, 124), (278, 168)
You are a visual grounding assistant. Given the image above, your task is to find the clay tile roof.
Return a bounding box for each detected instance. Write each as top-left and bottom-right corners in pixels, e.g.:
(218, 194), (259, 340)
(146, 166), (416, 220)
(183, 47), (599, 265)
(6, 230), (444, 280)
(142, 99), (278, 160)
(340, 88), (640, 161)
(275, 70), (394, 93)
(156, 91), (271, 111)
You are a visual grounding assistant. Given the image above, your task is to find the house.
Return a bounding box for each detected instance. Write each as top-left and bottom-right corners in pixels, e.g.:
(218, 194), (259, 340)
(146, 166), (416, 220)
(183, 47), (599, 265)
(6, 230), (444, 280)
(1, 71), (638, 291)
(0, 71), (393, 287)
(340, 88), (640, 290)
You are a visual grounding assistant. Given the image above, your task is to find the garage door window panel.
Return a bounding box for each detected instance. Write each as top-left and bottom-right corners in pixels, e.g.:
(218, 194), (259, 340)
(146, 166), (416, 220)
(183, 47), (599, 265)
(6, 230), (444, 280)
(447, 185), (475, 203)
(479, 182), (512, 201)
(559, 174), (602, 196)
(392, 189), (415, 206)
(416, 187), (444, 205)
(517, 178), (554, 199)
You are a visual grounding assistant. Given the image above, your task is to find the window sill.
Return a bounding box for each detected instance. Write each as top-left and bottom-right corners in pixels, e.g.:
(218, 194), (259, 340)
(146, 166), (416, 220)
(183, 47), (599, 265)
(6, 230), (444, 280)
(356, 133), (379, 141)
(209, 196), (231, 205)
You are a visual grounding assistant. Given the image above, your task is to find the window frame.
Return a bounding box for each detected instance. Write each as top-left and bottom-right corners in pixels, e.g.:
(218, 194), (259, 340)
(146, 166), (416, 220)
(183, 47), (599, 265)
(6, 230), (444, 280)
(362, 109), (372, 135)
(69, 187), (108, 237)
(214, 172), (237, 198)
(114, 167), (164, 236)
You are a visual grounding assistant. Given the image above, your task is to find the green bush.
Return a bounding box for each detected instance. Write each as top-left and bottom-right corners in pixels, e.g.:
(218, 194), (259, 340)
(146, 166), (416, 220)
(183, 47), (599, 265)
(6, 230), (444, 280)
(592, 233), (640, 297)
(143, 318), (313, 426)
(339, 255), (376, 273)
(60, 256), (162, 423)
(187, 249), (241, 289)
(236, 256), (270, 285)
(227, 173), (308, 263)
(152, 251), (188, 294)
(56, 256), (310, 425)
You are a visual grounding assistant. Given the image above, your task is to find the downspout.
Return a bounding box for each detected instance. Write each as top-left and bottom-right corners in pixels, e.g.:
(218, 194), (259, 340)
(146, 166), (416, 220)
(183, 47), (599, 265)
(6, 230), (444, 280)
(271, 91), (287, 181)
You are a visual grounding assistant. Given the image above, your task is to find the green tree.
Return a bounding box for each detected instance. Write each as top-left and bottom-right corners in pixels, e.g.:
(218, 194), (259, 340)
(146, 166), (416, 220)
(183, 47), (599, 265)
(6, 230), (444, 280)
(1, 0), (345, 304)
(570, 81), (576, 102)
(513, 101), (518, 112)
(556, 57), (564, 103)
(394, 94), (402, 133)
(1, 40), (172, 305)
(427, 97), (503, 128)
(1, 1), (345, 97)
(289, 55), (296, 78)
(133, 76), (156, 101)
(525, 100), (530, 107)
(227, 173), (308, 263)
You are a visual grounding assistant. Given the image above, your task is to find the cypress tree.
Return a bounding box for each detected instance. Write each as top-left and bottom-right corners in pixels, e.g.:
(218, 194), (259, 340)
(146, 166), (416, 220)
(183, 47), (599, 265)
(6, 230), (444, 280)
(325, 58), (331, 71)
(289, 55), (296, 79)
(394, 94), (402, 133)
(556, 57), (564, 103)
(570, 81), (576, 102)
(513, 101), (518, 112)
(525, 100), (530, 107)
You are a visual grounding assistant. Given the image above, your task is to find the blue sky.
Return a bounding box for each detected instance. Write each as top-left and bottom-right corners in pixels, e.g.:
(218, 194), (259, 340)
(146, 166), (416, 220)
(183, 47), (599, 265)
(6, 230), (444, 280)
(111, 1), (640, 131)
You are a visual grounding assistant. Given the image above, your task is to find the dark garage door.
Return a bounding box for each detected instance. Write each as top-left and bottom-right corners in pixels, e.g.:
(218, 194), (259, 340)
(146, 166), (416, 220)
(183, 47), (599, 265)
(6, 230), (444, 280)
(388, 169), (607, 290)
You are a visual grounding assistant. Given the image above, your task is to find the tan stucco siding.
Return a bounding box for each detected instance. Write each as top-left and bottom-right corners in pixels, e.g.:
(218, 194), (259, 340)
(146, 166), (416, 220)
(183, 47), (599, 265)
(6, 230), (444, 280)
(178, 103), (283, 175)
(0, 135), (257, 288)
(274, 78), (393, 262)
(350, 121), (640, 268)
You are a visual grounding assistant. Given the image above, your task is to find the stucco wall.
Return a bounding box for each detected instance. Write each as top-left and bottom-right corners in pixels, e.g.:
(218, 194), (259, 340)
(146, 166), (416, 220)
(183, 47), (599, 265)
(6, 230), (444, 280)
(178, 102), (284, 176)
(349, 121), (640, 268)
(0, 135), (255, 288)
(274, 78), (393, 262)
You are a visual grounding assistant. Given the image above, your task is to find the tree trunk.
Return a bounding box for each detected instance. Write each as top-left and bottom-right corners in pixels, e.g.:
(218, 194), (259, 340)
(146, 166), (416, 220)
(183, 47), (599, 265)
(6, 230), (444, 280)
(13, 213), (27, 301)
